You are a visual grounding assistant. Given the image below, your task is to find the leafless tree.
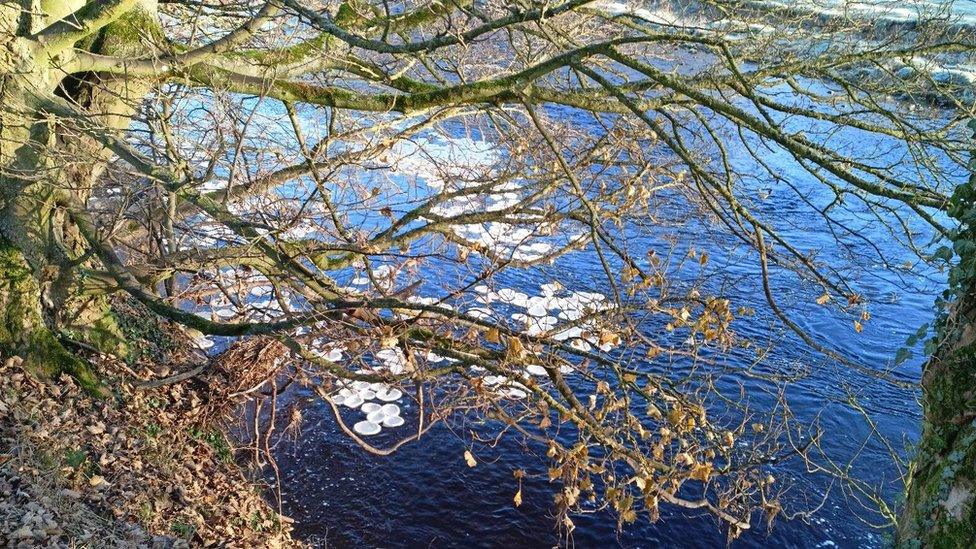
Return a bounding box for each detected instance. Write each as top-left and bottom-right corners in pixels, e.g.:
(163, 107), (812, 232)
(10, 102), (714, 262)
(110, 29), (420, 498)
(1, 0), (973, 542)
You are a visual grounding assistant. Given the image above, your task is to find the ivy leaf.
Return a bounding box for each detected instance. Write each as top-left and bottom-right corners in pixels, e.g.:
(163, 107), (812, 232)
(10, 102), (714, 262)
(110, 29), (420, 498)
(931, 246), (954, 262)
(906, 322), (928, 347)
(894, 347), (912, 366)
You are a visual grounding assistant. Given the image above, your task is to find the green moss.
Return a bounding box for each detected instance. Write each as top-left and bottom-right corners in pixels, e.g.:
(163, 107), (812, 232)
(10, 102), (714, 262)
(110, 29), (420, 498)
(919, 347), (976, 454)
(60, 294), (130, 358)
(900, 124), (976, 546)
(251, 32), (333, 66)
(0, 241), (105, 397)
(73, 32), (99, 52)
(899, 346), (976, 547)
(334, 1), (365, 27)
(908, 443), (976, 548)
(0, 242), (41, 342)
(92, 8), (166, 57)
(24, 329), (105, 396)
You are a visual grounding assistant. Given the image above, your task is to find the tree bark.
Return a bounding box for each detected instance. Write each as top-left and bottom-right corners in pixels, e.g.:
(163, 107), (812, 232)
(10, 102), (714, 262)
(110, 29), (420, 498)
(898, 325), (976, 547)
(0, 0), (159, 385)
(0, 240), (101, 392)
(897, 125), (976, 547)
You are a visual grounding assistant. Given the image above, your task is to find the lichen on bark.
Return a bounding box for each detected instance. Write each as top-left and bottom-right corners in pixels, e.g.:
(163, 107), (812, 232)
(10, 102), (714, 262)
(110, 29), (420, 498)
(0, 240), (103, 395)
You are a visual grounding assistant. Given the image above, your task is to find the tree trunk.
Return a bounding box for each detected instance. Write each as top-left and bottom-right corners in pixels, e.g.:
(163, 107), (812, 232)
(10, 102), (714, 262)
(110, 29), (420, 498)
(897, 125), (976, 547)
(898, 326), (976, 546)
(0, 240), (102, 392)
(0, 0), (158, 386)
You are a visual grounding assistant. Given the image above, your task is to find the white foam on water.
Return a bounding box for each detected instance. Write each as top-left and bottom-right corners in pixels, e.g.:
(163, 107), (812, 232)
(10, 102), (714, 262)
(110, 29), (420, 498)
(353, 420), (381, 436)
(376, 387), (403, 402)
(361, 403), (381, 414)
(385, 135), (499, 191)
(375, 348), (408, 374)
(366, 410), (387, 423)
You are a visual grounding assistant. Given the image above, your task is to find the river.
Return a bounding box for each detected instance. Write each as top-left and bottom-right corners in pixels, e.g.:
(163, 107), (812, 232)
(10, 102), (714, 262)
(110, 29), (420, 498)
(208, 3), (976, 547)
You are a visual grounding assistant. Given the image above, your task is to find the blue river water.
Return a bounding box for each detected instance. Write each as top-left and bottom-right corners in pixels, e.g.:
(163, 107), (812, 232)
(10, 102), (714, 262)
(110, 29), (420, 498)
(260, 111), (963, 548)
(242, 7), (973, 545)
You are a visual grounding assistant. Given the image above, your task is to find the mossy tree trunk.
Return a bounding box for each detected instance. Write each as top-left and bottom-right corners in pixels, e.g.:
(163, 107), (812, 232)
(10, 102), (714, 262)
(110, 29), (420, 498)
(897, 123), (976, 547)
(0, 241), (102, 392)
(898, 323), (976, 546)
(0, 0), (159, 386)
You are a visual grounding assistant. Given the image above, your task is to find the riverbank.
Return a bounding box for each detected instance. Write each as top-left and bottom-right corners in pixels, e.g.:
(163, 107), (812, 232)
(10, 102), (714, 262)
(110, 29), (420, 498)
(0, 301), (298, 547)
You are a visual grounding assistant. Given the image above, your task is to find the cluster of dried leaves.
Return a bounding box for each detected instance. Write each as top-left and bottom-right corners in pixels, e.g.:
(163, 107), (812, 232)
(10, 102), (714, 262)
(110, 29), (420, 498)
(0, 335), (298, 547)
